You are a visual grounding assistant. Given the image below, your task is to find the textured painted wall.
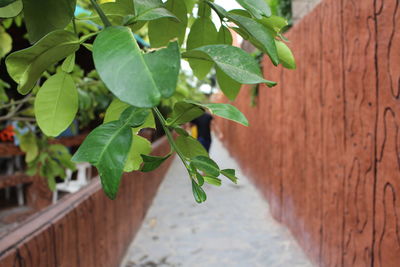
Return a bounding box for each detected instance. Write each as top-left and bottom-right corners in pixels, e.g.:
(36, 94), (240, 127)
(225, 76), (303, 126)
(213, 0), (400, 266)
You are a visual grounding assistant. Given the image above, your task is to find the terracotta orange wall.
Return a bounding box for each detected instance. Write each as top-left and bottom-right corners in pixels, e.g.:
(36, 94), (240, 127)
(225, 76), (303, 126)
(214, 0), (400, 266)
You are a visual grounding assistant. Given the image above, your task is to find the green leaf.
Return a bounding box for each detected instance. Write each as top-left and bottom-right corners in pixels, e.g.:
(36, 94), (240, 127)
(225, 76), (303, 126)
(34, 72), (78, 137)
(175, 135), (208, 159)
(187, 17), (218, 80)
(61, 53), (75, 73)
(22, 0), (76, 43)
(185, 101), (248, 126)
(120, 106), (150, 127)
(48, 144), (76, 171)
(235, 0), (271, 19)
(216, 66), (241, 101)
(72, 121), (132, 199)
(134, 0), (162, 15)
(221, 168), (238, 184)
(191, 180), (207, 203)
(135, 7), (178, 22)
(191, 155), (220, 177)
(141, 153), (171, 172)
(93, 27), (180, 107)
(143, 41), (181, 98)
(148, 0), (188, 47)
(0, 0), (16, 8)
(0, 26), (12, 58)
(19, 132), (38, 163)
(276, 40), (296, 69)
(167, 101), (204, 126)
(5, 30), (80, 94)
(217, 26), (232, 45)
(0, 0), (21, 18)
(257, 15), (288, 35)
(227, 13), (279, 65)
(104, 98), (155, 132)
(125, 134), (152, 172)
(174, 127), (189, 136)
(206, 1), (228, 20)
(204, 176), (222, 186)
(183, 45), (276, 86)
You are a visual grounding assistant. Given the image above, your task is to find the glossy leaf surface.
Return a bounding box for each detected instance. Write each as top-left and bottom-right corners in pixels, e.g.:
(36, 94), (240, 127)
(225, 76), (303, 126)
(6, 30), (80, 94)
(204, 176), (222, 186)
(276, 40), (296, 69)
(191, 156), (220, 177)
(141, 154), (171, 172)
(235, 0), (271, 19)
(175, 135), (208, 159)
(124, 135), (152, 172)
(216, 66), (241, 101)
(0, 0), (22, 18)
(22, 0), (76, 43)
(35, 72), (78, 137)
(192, 180), (206, 203)
(167, 101), (204, 126)
(221, 169), (238, 184)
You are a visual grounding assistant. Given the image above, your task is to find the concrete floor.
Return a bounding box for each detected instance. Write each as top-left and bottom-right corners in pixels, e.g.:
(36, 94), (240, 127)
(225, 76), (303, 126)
(121, 137), (313, 267)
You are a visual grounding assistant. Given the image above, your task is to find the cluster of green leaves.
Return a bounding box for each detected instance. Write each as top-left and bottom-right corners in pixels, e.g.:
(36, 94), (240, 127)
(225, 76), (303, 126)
(2, 0), (295, 202)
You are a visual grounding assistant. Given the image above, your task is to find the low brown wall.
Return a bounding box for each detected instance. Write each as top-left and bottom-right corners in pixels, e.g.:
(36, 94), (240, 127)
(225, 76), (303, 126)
(0, 137), (173, 267)
(214, 0), (400, 266)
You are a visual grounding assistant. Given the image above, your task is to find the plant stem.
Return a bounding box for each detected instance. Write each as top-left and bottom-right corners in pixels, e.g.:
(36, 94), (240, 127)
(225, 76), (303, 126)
(152, 107), (190, 170)
(90, 0), (112, 27)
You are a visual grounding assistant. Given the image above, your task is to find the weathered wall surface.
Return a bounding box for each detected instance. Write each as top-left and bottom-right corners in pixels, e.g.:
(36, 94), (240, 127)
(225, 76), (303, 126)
(0, 137), (174, 267)
(214, 0), (400, 266)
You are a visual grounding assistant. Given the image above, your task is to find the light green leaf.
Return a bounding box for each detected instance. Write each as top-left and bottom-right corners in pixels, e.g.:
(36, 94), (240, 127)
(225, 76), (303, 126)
(221, 168), (238, 184)
(257, 15), (288, 35)
(135, 7), (178, 21)
(186, 101), (249, 126)
(141, 153), (171, 172)
(5, 30), (80, 94)
(134, 0), (162, 15)
(174, 127), (189, 136)
(175, 135), (208, 159)
(227, 13), (279, 65)
(72, 120), (132, 199)
(125, 134), (152, 172)
(191, 155), (220, 177)
(19, 132), (38, 163)
(0, 0), (22, 18)
(235, 0), (271, 19)
(187, 17), (218, 80)
(276, 40), (296, 69)
(0, 26), (12, 58)
(192, 180), (207, 203)
(148, 0), (188, 47)
(22, 0), (76, 43)
(217, 25), (232, 45)
(93, 27), (180, 107)
(35, 72), (78, 137)
(167, 101), (204, 126)
(204, 176), (222, 186)
(61, 53), (75, 73)
(216, 66), (241, 101)
(183, 45), (276, 86)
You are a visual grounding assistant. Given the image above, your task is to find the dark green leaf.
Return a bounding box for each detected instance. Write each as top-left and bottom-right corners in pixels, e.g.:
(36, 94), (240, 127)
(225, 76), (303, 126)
(187, 17), (218, 79)
(235, 0), (271, 19)
(120, 106), (150, 128)
(0, 0), (22, 18)
(183, 45), (276, 86)
(217, 26), (232, 45)
(141, 153), (171, 172)
(34, 72), (78, 137)
(22, 0), (76, 43)
(6, 30), (80, 94)
(0, 0), (15, 7)
(175, 135), (208, 159)
(148, 0), (188, 47)
(185, 101), (249, 126)
(143, 41), (181, 98)
(221, 169), (238, 184)
(191, 156), (220, 177)
(227, 13), (279, 65)
(93, 26), (161, 108)
(216, 66), (241, 101)
(167, 101), (204, 126)
(204, 176), (222, 186)
(72, 120), (132, 199)
(192, 180), (207, 203)
(206, 1), (228, 20)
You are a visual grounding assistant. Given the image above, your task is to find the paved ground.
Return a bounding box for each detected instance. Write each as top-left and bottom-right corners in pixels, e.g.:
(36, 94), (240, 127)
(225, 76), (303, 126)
(121, 137), (313, 267)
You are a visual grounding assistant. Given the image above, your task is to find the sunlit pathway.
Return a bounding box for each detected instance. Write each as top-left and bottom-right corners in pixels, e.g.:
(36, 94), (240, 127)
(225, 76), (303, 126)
(121, 136), (313, 267)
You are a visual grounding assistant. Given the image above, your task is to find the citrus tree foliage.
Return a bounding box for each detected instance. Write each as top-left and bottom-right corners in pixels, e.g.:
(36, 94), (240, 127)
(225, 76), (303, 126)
(2, 0), (295, 203)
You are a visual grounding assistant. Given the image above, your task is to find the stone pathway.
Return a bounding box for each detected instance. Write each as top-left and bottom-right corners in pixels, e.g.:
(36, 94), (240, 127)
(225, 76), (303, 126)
(121, 137), (313, 267)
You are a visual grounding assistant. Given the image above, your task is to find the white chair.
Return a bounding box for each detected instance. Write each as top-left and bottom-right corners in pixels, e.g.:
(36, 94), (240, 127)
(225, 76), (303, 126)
(52, 163), (92, 203)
